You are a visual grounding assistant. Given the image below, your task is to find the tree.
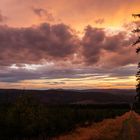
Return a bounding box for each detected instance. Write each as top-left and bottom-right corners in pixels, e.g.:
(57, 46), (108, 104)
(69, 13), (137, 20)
(6, 93), (48, 138)
(132, 14), (140, 102)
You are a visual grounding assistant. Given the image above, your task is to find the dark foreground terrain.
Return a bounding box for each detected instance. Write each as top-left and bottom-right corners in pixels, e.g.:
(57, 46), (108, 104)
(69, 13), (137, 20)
(0, 89), (137, 139)
(0, 89), (136, 104)
(54, 111), (140, 140)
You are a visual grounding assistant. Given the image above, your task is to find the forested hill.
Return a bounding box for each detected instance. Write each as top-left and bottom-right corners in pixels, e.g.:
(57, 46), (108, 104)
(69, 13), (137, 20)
(0, 89), (136, 104)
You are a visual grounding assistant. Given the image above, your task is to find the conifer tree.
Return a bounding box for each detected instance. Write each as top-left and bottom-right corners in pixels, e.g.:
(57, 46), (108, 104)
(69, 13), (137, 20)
(132, 14), (140, 102)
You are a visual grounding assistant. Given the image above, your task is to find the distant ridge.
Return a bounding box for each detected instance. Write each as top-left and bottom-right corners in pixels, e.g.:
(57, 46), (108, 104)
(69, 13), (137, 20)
(0, 89), (136, 105)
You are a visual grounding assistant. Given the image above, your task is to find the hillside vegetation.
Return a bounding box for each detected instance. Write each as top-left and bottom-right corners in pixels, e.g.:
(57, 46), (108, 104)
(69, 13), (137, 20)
(54, 111), (140, 140)
(0, 93), (129, 139)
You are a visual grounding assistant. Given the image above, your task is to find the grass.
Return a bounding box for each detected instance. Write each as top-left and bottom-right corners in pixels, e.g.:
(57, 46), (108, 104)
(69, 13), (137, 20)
(53, 111), (140, 140)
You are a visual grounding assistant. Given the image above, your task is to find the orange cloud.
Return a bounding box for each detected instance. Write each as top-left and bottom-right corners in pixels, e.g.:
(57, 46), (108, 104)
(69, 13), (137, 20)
(0, 0), (140, 30)
(0, 0), (139, 89)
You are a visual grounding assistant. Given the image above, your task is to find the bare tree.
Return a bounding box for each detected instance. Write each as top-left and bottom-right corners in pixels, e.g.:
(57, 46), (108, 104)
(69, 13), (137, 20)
(132, 14), (140, 102)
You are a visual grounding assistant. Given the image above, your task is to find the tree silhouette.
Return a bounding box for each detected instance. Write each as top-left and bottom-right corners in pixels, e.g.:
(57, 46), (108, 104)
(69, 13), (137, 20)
(132, 14), (140, 102)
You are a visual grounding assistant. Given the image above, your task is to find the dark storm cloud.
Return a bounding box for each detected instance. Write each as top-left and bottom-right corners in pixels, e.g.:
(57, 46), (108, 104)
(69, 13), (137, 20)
(0, 23), (135, 67)
(82, 26), (136, 67)
(0, 23), (79, 66)
(82, 26), (105, 64)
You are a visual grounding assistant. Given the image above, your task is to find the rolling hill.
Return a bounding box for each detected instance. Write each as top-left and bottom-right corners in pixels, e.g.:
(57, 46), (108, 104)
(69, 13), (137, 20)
(0, 89), (136, 105)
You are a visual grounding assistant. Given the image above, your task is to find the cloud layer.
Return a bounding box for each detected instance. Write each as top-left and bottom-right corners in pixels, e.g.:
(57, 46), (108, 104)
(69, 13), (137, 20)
(0, 21), (137, 84)
(1, 0), (140, 30)
(0, 0), (139, 88)
(0, 23), (136, 67)
(0, 23), (79, 66)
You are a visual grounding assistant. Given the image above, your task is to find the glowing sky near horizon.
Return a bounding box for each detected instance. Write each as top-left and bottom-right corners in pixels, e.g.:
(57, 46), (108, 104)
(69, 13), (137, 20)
(0, 0), (140, 89)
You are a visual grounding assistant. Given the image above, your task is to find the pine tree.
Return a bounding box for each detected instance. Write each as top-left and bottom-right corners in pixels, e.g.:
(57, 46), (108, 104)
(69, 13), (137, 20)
(132, 14), (140, 102)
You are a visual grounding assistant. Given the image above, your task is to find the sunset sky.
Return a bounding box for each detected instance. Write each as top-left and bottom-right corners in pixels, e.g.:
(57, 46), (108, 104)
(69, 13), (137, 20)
(0, 0), (140, 89)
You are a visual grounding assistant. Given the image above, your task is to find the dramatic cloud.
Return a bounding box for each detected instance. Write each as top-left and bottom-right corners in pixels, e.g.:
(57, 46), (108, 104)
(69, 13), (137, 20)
(0, 21), (137, 88)
(0, 23), (79, 66)
(0, 0), (139, 88)
(82, 26), (136, 67)
(82, 26), (106, 64)
(0, 23), (136, 68)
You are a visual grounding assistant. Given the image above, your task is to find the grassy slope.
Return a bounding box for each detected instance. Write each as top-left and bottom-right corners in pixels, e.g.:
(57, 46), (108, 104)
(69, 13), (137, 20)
(53, 111), (140, 140)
